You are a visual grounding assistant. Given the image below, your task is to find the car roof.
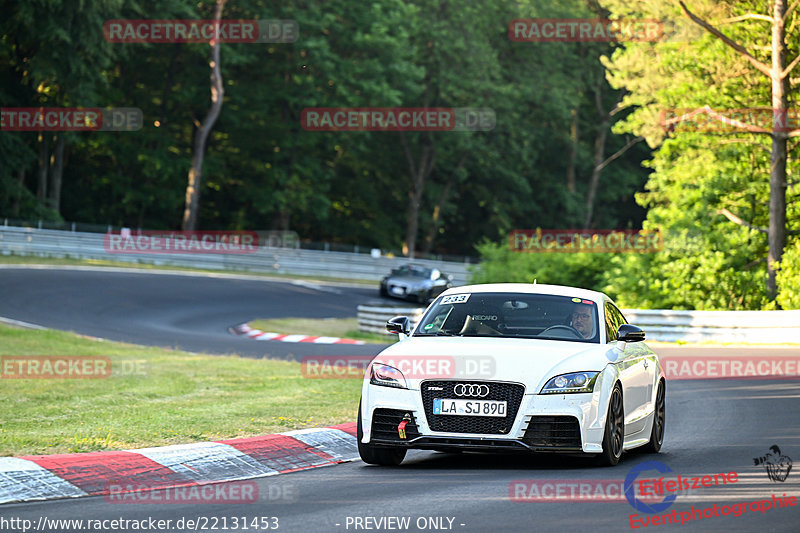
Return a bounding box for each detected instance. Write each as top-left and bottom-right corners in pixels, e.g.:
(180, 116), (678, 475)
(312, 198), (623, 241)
(395, 264), (430, 270)
(439, 283), (609, 303)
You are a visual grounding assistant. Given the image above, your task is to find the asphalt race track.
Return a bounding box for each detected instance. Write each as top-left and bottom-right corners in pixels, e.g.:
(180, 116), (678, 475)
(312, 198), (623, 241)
(1, 266), (799, 532)
(3, 380), (799, 532)
(0, 266), (390, 360)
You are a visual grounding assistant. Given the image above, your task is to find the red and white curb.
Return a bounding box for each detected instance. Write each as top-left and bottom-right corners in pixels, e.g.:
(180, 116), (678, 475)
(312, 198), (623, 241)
(0, 423), (357, 505)
(230, 323), (365, 345)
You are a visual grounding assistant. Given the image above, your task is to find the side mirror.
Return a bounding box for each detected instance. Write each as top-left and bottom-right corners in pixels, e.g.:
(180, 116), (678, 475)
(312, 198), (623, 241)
(617, 324), (645, 342)
(386, 316), (411, 335)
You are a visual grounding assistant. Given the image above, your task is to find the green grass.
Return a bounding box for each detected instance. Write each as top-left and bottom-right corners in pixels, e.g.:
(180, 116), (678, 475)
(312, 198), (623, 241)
(0, 324), (363, 456)
(0, 254), (375, 285)
(249, 317), (394, 344)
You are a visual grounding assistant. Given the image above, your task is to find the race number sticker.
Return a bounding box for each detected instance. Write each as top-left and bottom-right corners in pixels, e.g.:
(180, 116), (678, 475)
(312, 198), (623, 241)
(441, 294), (470, 305)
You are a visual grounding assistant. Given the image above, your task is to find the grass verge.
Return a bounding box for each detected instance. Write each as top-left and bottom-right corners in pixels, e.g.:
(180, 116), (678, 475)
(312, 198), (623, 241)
(0, 324), (363, 456)
(248, 317), (393, 344)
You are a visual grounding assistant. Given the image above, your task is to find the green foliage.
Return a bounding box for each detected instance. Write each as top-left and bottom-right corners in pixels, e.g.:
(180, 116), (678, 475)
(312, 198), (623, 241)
(470, 240), (616, 293)
(777, 239), (800, 309)
(594, 0), (800, 308)
(600, 232), (769, 310)
(1, 0), (651, 252)
(472, 226), (771, 310)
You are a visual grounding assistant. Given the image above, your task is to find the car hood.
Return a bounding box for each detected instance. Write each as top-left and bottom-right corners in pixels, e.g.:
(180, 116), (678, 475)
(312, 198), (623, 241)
(372, 336), (620, 391)
(387, 275), (428, 284)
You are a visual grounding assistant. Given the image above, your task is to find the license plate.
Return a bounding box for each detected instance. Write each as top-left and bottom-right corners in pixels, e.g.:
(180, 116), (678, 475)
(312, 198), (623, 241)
(433, 398), (507, 417)
(391, 286), (405, 295)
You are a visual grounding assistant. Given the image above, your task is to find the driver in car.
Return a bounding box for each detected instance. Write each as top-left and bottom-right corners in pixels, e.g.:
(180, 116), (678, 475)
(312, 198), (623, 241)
(570, 305), (594, 339)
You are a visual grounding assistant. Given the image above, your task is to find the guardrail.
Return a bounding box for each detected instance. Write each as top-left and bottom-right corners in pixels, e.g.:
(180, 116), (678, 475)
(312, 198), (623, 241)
(358, 305), (800, 344)
(0, 226), (474, 284)
(622, 309), (800, 343)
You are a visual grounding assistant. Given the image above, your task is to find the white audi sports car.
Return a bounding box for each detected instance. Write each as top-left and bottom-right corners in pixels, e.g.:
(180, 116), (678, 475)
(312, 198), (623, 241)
(357, 283), (665, 467)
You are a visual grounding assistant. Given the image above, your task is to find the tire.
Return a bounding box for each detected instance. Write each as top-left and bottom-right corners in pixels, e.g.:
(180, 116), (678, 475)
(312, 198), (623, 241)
(379, 286), (388, 298)
(596, 384), (624, 466)
(357, 400), (407, 466)
(417, 290), (431, 304)
(642, 380), (665, 453)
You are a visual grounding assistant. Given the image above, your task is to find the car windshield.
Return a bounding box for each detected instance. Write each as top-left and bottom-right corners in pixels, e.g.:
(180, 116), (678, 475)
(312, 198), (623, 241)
(391, 265), (432, 278)
(414, 292), (600, 343)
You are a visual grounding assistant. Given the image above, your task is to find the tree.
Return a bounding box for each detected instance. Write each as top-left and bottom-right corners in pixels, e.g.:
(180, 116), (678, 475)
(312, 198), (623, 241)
(676, 0), (800, 298)
(0, 0), (124, 219)
(600, 0), (800, 308)
(1, 0), (652, 260)
(182, 0), (225, 230)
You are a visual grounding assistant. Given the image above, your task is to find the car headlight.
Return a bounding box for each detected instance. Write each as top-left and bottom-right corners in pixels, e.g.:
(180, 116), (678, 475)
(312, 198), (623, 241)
(370, 363), (408, 389)
(540, 371), (599, 394)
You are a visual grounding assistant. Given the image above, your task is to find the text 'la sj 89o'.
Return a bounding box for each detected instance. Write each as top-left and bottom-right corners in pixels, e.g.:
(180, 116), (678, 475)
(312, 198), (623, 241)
(357, 283), (665, 467)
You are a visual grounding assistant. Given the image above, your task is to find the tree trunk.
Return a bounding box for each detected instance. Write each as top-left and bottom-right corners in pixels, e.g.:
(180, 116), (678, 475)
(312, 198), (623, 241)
(583, 80), (637, 228)
(421, 176), (455, 256)
(11, 167), (25, 216)
(584, 79), (611, 228)
(566, 107), (578, 194)
(48, 134), (65, 214)
(270, 208), (290, 231)
(401, 133), (435, 258)
(767, 0), (789, 299)
(279, 208), (290, 231)
(182, 0), (226, 231)
(584, 121), (609, 229)
(421, 153), (467, 255)
(36, 133), (49, 202)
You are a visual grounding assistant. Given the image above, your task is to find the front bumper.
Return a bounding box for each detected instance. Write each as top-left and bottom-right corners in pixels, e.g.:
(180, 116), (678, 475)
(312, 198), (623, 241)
(361, 381), (607, 454)
(383, 281), (426, 300)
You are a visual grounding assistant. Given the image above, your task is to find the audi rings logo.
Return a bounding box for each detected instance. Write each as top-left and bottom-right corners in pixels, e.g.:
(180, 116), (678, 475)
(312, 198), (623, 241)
(454, 383), (490, 397)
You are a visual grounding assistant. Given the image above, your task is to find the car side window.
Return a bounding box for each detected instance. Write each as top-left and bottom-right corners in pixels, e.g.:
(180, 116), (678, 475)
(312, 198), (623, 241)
(610, 304), (627, 328)
(604, 302), (619, 342)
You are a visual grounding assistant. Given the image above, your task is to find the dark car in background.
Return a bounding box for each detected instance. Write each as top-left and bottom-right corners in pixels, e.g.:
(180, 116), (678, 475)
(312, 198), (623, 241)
(379, 264), (453, 303)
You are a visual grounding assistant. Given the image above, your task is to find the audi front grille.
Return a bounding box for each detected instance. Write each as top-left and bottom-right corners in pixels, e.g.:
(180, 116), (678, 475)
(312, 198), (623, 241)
(420, 380), (525, 435)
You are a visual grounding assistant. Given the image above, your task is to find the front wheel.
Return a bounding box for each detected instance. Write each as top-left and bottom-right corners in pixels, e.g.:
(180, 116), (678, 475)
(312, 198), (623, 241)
(357, 401), (407, 466)
(642, 380), (665, 453)
(596, 384), (624, 466)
